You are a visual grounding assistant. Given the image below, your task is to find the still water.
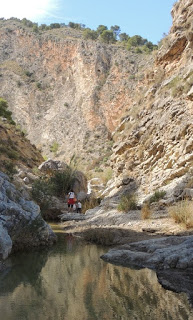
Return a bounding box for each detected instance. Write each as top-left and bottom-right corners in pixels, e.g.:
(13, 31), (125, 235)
(0, 223), (192, 320)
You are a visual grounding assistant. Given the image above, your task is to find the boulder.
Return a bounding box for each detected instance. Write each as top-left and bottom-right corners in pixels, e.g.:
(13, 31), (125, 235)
(38, 159), (66, 173)
(0, 171), (56, 259)
(38, 160), (87, 194)
(101, 235), (193, 270)
(72, 170), (88, 194)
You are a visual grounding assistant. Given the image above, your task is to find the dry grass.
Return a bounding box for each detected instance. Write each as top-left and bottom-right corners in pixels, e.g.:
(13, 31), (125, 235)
(117, 193), (137, 212)
(186, 177), (193, 188)
(168, 200), (193, 228)
(141, 203), (152, 219)
(82, 198), (100, 214)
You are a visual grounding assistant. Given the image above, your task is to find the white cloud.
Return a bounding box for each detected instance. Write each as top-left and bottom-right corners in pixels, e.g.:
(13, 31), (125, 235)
(1, 0), (60, 21)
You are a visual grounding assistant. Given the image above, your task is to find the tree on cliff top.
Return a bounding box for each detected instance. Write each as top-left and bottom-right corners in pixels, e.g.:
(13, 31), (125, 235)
(100, 30), (116, 44)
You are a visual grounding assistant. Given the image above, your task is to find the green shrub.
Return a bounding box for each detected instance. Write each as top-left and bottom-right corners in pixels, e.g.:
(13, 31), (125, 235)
(31, 178), (53, 212)
(24, 70), (33, 77)
(83, 29), (98, 40)
(3, 161), (17, 179)
(135, 47), (142, 53)
(0, 144), (19, 159)
(149, 190), (166, 203)
(117, 193), (137, 212)
(36, 82), (41, 89)
(17, 80), (22, 87)
(50, 141), (59, 154)
(0, 98), (15, 124)
(6, 149), (19, 160)
(50, 168), (76, 197)
(32, 167), (76, 201)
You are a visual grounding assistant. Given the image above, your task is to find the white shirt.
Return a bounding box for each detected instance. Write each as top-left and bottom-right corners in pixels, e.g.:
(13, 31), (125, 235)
(77, 202), (82, 208)
(68, 192), (75, 199)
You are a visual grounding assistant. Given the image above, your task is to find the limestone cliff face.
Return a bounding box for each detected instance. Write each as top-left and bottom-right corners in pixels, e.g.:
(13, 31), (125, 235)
(0, 19), (151, 165)
(108, 0), (193, 200)
(0, 0), (192, 201)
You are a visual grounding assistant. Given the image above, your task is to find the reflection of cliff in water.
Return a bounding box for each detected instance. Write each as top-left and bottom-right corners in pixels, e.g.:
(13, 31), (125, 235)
(0, 249), (49, 294)
(0, 233), (192, 320)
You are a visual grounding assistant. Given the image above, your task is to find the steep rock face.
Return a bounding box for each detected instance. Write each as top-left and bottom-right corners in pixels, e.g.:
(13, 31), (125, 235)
(0, 118), (43, 173)
(108, 0), (193, 200)
(0, 19), (151, 165)
(0, 0), (192, 200)
(0, 171), (56, 259)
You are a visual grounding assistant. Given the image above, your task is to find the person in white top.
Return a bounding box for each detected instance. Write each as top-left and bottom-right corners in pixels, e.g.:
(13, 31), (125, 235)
(67, 190), (75, 212)
(77, 200), (82, 213)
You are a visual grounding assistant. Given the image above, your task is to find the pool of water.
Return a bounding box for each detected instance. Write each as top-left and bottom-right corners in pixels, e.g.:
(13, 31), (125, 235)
(0, 223), (192, 320)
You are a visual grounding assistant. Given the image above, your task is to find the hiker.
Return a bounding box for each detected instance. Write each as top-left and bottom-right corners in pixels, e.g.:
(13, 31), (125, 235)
(77, 200), (82, 214)
(67, 190), (75, 212)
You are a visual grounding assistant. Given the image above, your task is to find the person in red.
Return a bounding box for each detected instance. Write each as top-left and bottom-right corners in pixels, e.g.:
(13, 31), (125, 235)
(67, 190), (75, 213)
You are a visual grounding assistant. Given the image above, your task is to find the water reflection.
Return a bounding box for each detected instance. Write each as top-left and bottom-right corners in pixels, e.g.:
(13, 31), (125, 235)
(0, 225), (192, 320)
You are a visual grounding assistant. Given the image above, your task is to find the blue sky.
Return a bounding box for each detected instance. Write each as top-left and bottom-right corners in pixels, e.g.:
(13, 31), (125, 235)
(1, 0), (175, 44)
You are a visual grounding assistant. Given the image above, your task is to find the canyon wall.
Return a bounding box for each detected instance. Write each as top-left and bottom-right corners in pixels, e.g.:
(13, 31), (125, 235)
(0, 0), (192, 200)
(107, 0), (193, 200)
(0, 20), (151, 166)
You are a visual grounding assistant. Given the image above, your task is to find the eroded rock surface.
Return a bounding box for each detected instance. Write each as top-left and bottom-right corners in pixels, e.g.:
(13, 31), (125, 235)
(0, 171), (56, 260)
(101, 236), (193, 270)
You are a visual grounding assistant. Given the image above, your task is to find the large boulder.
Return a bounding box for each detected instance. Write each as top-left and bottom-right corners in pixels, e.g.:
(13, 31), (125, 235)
(38, 159), (88, 194)
(38, 159), (68, 173)
(0, 171), (56, 260)
(101, 235), (193, 270)
(73, 170), (87, 194)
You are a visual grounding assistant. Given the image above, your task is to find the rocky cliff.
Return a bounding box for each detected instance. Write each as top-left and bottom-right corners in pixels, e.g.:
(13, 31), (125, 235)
(0, 117), (43, 175)
(0, 171), (56, 260)
(0, 18), (152, 168)
(0, 0), (192, 202)
(107, 0), (193, 200)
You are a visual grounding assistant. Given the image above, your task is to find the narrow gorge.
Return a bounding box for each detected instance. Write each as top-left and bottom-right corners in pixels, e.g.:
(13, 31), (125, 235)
(0, 0), (193, 312)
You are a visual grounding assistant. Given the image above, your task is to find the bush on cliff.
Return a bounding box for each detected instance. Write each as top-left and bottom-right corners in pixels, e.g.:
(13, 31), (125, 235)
(32, 167), (76, 213)
(0, 98), (15, 124)
(148, 190), (166, 203)
(49, 168), (76, 197)
(117, 193), (137, 212)
(32, 178), (53, 213)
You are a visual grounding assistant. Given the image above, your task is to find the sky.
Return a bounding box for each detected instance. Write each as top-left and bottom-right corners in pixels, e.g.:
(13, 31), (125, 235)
(1, 0), (175, 44)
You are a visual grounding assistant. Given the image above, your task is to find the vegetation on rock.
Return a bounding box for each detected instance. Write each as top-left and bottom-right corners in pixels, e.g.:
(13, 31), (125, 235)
(0, 99), (43, 176)
(168, 201), (193, 228)
(117, 193), (138, 212)
(31, 166), (76, 214)
(0, 17), (157, 53)
(0, 98), (15, 124)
